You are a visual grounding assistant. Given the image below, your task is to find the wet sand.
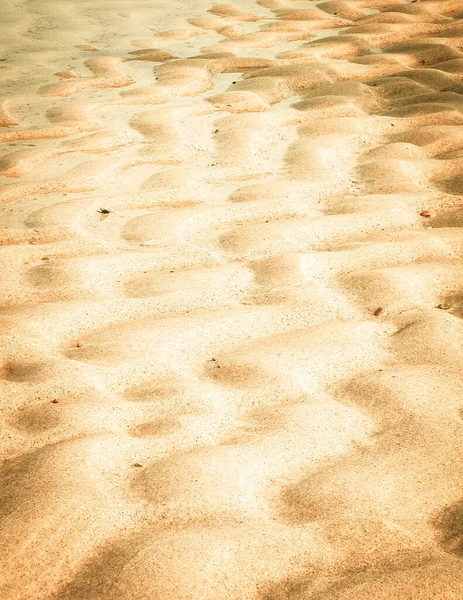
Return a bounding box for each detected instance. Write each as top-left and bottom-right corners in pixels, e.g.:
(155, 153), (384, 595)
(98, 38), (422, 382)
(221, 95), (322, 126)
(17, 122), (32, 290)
(1, 0), (463, 598)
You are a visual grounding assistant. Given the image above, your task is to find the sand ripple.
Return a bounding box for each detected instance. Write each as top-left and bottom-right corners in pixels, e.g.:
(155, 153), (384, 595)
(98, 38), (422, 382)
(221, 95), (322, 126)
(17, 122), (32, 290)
(1, 0), (463, 598)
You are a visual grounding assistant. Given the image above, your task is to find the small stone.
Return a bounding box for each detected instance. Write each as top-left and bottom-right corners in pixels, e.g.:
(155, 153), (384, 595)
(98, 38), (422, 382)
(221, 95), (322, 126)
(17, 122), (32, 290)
(133, 463), (143, 468)
(373, 307), (384, 316)
(51, 399), (59, 404)
(437, 303), (450, 310)
(420, 211), (431, 218)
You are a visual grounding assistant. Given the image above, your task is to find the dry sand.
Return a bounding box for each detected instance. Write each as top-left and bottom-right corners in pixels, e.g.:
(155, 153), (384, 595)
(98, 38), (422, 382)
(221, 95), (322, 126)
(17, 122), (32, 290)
(1, 0), (463, 598)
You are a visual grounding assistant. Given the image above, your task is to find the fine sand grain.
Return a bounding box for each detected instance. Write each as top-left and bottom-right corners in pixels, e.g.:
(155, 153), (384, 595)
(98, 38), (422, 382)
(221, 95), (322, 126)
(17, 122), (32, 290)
(1, 0), (463, 598)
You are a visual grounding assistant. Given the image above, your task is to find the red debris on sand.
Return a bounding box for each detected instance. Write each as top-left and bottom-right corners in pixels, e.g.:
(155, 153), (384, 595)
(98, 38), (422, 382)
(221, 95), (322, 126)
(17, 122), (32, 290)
(374, 307), (384, 316)
(76, 341), (82, 348)
(51, 399), (59, 404)
(420, 211), (431, 218)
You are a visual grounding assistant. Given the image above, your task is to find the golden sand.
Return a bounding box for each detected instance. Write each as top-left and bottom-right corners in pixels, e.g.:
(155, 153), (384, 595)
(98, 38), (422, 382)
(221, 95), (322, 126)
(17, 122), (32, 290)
(1, 0), (463, 598)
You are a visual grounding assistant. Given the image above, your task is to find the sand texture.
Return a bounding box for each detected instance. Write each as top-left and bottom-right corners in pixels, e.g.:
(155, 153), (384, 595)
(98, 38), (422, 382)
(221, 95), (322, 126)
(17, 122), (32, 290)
(1, 0), (463, 598)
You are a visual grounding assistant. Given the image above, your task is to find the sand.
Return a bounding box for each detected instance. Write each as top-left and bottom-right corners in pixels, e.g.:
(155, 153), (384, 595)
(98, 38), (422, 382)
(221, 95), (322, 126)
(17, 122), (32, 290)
(1, 0), (463, 598)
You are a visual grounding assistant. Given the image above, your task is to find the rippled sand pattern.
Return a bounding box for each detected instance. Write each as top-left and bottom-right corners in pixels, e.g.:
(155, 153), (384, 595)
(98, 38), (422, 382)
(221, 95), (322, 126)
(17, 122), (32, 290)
(1, 0), (463, 598)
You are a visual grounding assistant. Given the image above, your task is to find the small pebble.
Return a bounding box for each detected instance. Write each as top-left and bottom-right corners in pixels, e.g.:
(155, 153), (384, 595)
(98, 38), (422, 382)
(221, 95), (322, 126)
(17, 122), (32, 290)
(420, 211), (431, 218)
(373, 307), (384, 316)
(76, 341), (82, 348)
(51, 399), (59, 404)
(437, 303), (450, 310)
(133, 463), (143, 468)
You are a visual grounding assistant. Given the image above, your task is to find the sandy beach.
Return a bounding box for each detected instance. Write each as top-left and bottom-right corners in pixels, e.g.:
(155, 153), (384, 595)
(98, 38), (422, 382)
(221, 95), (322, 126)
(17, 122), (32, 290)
(1, 0), (463, 597)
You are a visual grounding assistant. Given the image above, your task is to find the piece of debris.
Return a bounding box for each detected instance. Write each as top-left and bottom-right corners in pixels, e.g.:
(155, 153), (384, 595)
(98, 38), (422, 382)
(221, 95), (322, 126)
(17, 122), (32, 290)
(373, 307), (384, 316)
(133, 463), (143, 468)
(76, 341), (82, 348)
(437, 303), (450, 310)
(97, 207), (110, 220)
(51, 399), (59, 404)
(420, 210), (431, 218)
